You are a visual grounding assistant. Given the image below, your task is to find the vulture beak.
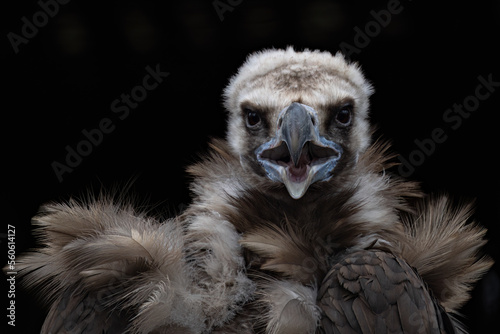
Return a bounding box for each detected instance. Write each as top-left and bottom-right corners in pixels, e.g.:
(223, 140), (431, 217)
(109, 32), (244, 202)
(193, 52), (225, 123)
(256, 102), (342, 199)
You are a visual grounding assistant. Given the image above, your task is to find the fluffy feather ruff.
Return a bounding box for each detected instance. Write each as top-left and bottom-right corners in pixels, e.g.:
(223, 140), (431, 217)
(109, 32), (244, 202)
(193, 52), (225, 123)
(240, 221), (324, 284)
(217, 139), (422, 277)
(191, 139), (423, 331)
(16, 198), (254, 333)
(14, 144), (492, 333)
(192, 139), (492, 330)
(400, 195), (493, 312)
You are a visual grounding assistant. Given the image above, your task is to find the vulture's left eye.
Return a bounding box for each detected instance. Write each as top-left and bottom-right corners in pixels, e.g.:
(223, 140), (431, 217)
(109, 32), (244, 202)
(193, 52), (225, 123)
(245, 109), (262, 128)
(335, 105), (352, 126)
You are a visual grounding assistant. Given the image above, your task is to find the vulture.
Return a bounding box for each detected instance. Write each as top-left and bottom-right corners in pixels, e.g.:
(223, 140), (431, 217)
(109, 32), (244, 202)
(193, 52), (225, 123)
(15, 47), (492, 333)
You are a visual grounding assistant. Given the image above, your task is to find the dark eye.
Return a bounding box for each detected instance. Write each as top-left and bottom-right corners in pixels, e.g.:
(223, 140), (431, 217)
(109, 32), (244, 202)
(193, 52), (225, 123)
(335, 105), (352, 126)
(245, 109), (261, 128)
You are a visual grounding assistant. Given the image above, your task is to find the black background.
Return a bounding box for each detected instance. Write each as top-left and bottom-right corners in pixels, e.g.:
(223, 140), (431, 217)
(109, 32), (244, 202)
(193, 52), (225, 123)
(2, 0), (499, 332)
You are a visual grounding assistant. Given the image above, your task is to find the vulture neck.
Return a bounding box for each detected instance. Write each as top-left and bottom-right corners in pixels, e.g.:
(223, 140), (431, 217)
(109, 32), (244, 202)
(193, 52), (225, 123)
(186, 139), (421, 284)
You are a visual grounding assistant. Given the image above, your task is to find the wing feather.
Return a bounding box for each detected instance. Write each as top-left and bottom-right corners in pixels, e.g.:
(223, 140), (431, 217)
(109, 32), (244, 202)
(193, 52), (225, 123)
(318, 249), (454, 333)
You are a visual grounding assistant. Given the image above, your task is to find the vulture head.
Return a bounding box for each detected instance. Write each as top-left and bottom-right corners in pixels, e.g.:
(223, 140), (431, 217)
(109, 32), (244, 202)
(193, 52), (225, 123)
(224, 48), (374, 199)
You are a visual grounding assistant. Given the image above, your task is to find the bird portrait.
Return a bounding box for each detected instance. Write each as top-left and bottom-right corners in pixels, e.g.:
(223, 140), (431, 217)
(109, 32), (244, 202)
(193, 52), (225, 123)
(13, 47), (492, 333)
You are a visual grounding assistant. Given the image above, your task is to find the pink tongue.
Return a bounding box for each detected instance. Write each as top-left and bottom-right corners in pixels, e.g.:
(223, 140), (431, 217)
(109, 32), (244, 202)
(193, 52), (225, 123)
(289, 165), (308, 182)
(288, 150), (311, 182)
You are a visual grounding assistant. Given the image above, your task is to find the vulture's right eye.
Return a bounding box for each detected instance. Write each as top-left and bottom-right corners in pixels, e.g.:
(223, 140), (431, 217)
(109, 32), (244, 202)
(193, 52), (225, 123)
(245, 109), (262, 128)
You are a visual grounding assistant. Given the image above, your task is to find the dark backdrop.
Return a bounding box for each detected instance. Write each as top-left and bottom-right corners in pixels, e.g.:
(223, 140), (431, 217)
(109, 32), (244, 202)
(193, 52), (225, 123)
(2, 0), (499, 332)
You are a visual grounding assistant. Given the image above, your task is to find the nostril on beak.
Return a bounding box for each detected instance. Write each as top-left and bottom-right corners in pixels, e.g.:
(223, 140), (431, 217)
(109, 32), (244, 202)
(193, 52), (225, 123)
(310, 113), (316, 126)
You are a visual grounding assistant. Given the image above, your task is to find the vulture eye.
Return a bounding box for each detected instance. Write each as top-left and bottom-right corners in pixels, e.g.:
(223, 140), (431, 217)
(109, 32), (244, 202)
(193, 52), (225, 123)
(335, 105), (352, 126)
(245, 109), (262, 128)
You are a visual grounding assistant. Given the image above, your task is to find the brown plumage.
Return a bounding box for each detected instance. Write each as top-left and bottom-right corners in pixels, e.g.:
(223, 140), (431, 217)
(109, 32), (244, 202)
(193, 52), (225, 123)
(12, 48), (492, 333)
(317, 249), (454, 334)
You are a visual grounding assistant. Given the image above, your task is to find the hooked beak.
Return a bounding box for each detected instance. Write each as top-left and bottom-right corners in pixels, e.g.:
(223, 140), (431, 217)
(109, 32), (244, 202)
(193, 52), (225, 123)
(256, 102), (342, 199)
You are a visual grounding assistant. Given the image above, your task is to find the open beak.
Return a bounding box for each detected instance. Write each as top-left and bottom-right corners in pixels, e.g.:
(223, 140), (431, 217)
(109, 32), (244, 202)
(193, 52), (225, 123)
(256, 102), (342, 199)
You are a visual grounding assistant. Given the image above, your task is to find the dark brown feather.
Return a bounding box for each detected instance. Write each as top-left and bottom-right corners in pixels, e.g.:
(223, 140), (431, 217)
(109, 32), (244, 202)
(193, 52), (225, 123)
(42, 282), (129, 334)
(317, 249), (454, 334)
